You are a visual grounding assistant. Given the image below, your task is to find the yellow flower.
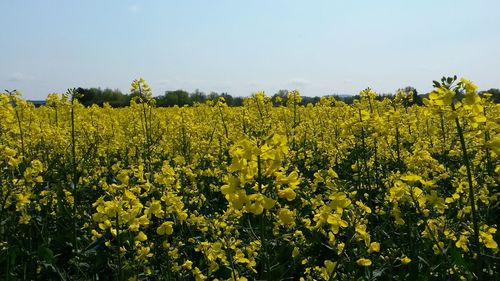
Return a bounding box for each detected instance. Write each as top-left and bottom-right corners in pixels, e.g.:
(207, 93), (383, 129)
(368, 242), (380, 253)
(326, 214), (348, 234)
(400, 173), (422, 182)
(157, 221), (174, 235)
(15, 193), (31, 211)
(292, 247), (300, 258)
(277, 208), (295, 226)
(460, 78), (478, 94)
(401, 256), (411, 265)
(182, 260), (193, 270)
(480, 229), (498, 250)
(324, 259), (336, 275)
(433, 242), (445, 255)
(356, 258), (372, 267)
(91, 229), (102, 240)
(135, 231), (147, 242)
(19, 213), (31, 224)
(278, 187), (296, 201)
(455, 234), (469, 252)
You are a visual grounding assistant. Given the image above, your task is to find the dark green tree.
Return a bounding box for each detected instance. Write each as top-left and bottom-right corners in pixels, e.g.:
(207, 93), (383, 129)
(480, 88), (500, 103)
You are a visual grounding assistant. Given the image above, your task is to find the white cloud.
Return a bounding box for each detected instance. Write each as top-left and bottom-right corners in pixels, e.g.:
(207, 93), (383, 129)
(128, 4), (139, 12)
(7, 72), (35, 82)
(287, 78), (311, 87)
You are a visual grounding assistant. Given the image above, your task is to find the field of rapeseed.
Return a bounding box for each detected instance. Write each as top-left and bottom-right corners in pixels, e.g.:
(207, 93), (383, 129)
(0, 77), (498, 280)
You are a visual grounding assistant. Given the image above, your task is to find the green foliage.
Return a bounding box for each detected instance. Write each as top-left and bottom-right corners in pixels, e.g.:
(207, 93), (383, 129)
(480, 88), (500, 103)
(76, 87), (130, 107)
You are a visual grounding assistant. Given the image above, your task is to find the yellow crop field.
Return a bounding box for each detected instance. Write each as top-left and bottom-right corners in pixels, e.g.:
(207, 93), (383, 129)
(0, 77), (498, 280)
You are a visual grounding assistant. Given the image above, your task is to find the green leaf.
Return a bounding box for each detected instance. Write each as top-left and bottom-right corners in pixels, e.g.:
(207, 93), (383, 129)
(37, 246), (55, 264)
(417, 255), (430, 267)
(449, 247), (469, 270)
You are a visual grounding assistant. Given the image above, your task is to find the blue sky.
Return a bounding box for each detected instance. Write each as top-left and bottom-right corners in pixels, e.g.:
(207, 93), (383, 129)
(1, 0), (499, 99)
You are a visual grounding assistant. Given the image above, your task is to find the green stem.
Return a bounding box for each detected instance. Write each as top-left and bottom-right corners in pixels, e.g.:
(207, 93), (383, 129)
(116, 213), (123, 281)
(15, 105), (25, 157)
(451, 104), (481, 279)
(395, 126), (401, 165)
(440, 112), (446, 152)
(257, 154), (271, 280)
(408, 186), (450, 265)
(358, 109), (371, 189)
(71, 95), (78, 252)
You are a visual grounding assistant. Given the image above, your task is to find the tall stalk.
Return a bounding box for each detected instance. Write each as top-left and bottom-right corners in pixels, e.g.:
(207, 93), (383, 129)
(138, 83), (153, 172)
(68, 90), (79, 253)
(451, 103), (481, 279)
(218, 103), (229, 140)
(439, 111), (446, 152)
(395, 126), (401, 165)
(116, 213), (123, 281)
(358, 109), (371, 189)
(257, 153), (271, 280)
(15, 108), (25, 157)
(7, 91), (26, 157)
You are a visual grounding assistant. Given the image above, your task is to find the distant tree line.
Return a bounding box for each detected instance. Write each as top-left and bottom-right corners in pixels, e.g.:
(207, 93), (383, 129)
(75, 88), (245, 107)
(76, 87), (130, 107)
(480, 88), (500, 103)
(155, 90), (245, 107)
(74, 86), (500, 107)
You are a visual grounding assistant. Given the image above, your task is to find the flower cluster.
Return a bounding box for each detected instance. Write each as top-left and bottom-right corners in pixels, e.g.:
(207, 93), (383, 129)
(0, 77), (498, 280)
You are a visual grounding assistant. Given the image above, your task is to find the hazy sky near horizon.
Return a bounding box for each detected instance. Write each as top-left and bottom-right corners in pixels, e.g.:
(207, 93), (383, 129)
(1, 0), (499, 99)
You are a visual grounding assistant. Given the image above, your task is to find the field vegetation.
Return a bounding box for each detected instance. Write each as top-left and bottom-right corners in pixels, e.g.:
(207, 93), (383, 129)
(0, 77), (498, 280)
